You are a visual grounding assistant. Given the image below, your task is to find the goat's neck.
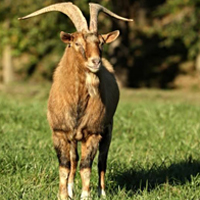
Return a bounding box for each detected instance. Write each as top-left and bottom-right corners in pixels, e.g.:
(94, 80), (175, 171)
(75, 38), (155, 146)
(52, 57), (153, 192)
(61, 48), (100, 98)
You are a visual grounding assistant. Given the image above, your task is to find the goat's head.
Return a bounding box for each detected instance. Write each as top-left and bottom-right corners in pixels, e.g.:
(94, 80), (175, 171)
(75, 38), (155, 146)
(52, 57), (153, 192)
(19, 2), (133, 73)
(59, 30), (120, 72)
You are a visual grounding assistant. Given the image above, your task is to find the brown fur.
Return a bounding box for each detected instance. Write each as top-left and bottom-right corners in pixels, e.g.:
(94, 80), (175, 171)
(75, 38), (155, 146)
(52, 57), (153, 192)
(48, 33), (119, 139)
(47, 32), (119, 199)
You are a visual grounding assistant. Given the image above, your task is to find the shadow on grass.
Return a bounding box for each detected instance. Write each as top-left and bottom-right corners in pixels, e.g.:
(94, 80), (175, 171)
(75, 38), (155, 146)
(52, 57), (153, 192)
(108, 157), (200, 194)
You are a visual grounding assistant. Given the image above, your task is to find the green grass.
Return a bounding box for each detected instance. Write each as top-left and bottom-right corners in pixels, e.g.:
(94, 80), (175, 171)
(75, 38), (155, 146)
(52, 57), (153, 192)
(1, 85), (200, 199)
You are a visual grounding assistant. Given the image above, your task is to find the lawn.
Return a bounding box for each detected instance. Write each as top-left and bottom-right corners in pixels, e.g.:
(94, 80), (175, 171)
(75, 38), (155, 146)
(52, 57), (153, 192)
(1, 84), (200, 200)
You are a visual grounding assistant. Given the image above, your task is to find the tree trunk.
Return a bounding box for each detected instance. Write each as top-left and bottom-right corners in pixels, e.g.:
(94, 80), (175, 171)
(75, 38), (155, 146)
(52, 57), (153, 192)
(195, 52), (200, 73)
(2, 45), (14, 84)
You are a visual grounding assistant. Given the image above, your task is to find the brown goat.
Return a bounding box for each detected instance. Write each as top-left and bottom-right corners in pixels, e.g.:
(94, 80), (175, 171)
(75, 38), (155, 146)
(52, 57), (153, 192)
(19, 2), (133, 200)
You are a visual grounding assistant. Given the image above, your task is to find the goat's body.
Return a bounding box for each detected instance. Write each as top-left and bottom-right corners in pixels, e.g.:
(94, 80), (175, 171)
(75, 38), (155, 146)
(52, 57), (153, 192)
(48, 49), (119, 140)
(47, 48), (119, 199)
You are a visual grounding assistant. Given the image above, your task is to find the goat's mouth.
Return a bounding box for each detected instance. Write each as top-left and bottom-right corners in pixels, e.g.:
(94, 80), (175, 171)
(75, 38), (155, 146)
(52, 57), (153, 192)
(86, 63), (101, 73)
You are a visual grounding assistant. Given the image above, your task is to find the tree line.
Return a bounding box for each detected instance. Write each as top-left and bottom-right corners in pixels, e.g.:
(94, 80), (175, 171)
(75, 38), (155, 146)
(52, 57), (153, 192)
(1, 0), (200, 88)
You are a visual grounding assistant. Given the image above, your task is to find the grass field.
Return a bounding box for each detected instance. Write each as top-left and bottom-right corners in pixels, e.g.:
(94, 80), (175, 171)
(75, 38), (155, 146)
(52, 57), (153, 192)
(1, 84), (200, 200)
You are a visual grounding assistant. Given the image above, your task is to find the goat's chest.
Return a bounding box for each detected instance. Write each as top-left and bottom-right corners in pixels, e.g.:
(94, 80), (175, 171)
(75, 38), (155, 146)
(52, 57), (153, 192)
(47, 74), (106, 137)
(77, 94), (106, 134)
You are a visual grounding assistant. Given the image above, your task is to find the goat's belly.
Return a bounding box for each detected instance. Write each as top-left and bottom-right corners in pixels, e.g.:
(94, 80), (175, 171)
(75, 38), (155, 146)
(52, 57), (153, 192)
(48, 106), (106, 140)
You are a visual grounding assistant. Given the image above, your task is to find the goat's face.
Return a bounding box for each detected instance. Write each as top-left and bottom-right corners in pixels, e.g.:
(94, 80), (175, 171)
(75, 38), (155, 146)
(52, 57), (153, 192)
(60, 31), (120, 73)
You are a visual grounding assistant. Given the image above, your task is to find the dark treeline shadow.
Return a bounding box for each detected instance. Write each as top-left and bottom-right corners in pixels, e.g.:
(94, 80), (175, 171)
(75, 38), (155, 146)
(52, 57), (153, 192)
(109, 0), (189, 89)
(127, 34), (188, 88)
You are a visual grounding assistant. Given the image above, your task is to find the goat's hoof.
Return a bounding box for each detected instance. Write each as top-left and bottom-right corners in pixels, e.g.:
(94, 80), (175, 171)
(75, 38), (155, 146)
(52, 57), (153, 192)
(57, 193), (69, 200)
(80, 191), (91, 200)
(98, 188), (106, 199)
(80, 197), (91, 200)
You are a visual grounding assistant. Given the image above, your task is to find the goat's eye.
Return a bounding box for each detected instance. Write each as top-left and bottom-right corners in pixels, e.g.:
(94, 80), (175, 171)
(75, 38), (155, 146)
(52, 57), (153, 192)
(99, 42), (104, 49)
(75, 42), (80, 46)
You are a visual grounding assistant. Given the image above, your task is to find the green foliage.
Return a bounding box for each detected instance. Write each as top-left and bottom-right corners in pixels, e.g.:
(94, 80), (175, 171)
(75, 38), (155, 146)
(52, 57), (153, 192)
(154, 0), (200, 59)
(0, 0), (113, 81)
(1, 87), (200, 199)
(1, 0), (200, 87)
(0, 0), (79, 79)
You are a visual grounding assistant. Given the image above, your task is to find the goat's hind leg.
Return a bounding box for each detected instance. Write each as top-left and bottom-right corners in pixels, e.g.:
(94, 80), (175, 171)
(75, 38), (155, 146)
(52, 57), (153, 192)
(98, 120), (113, 198)
(53, 131), (71, 200)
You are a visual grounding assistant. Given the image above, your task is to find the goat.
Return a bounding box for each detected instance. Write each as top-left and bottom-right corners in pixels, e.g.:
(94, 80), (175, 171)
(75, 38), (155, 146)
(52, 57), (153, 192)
(19, 2), (133, 200)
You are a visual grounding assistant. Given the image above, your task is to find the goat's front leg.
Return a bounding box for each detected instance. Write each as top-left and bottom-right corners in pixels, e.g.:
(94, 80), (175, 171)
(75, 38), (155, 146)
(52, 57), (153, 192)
(80, 134), (102, 200)
(98, 121), (113, 198)
(53, 131), (70, 200)
(68, 141), (79, 199)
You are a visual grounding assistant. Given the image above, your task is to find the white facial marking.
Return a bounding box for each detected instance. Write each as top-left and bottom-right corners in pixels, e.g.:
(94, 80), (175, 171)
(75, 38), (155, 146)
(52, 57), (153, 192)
(86, 34), (98, 43)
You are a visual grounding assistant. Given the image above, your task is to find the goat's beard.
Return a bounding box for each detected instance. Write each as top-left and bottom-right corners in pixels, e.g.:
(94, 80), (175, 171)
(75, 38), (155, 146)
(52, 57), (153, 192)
(85, 72), (100, 97)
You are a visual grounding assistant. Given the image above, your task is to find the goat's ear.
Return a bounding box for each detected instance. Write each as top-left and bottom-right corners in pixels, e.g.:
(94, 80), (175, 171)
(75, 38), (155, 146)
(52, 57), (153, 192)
(100, 30), (120, 44)
(60, 31), (73, 44)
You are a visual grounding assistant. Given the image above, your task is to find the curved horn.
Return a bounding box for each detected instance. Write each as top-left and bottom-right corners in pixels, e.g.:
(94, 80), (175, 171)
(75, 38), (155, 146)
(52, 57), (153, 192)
(89, 3), (133, 32)
(18, 2), (88, 32)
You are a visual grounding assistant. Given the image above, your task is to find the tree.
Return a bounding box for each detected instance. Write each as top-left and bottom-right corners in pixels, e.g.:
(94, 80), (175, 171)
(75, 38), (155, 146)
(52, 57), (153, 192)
(154, 0), (200, 64)
(2, 0), (198, 88)
(0, 0), (75, 82)
(115, 0), (200, 88)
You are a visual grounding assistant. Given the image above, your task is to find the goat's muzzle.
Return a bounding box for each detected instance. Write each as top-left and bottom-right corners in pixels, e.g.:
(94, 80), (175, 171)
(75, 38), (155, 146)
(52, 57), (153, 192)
(86, 57), (101, 73)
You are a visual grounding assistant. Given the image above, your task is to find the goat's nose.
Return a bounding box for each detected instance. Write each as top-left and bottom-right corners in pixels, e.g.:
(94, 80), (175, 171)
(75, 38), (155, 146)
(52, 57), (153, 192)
(92, 58), (101, 65)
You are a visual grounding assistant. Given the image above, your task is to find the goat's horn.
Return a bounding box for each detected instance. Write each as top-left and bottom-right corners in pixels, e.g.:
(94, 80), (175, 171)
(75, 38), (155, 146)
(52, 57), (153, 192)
(18, 2), (88, 32)
(89, 3), (133, 32)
